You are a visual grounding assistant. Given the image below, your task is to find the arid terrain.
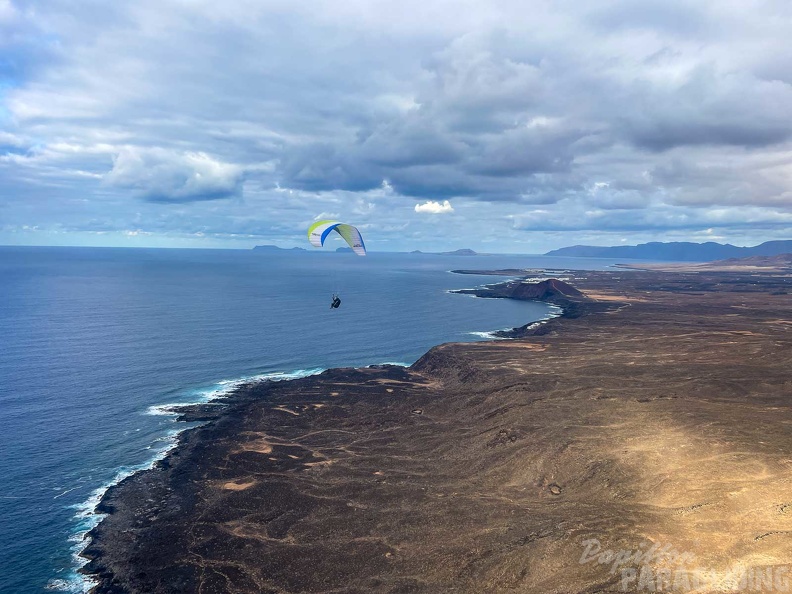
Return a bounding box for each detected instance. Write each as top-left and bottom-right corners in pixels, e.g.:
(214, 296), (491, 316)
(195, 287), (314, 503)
(83, 269), (792, 593)
(617, 253), (792, 273)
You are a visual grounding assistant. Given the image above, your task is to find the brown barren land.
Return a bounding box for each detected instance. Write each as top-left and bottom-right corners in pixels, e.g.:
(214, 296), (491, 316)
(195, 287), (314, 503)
(82, 270), (792, 593)
(617, 253), (792, 273)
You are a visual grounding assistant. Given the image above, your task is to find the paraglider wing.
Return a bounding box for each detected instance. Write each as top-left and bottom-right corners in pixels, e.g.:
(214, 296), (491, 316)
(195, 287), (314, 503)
(307, 220), (366, 256)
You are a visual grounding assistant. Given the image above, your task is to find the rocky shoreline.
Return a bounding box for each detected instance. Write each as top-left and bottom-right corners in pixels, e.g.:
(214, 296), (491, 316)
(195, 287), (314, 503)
(81, 269), (792, 593)
(450, 276), (618, 337)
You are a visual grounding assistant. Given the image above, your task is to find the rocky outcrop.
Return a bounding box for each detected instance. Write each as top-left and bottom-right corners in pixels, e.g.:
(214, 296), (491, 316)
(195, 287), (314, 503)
(454, 278), (615, 324)
(455, 278), (581, 300)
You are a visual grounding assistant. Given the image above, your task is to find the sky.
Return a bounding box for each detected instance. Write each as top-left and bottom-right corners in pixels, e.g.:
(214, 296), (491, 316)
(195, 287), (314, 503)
(1, 0), (791, 253)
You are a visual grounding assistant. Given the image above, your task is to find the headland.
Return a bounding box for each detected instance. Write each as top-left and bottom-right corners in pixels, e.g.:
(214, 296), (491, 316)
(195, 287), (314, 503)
(82, 268), (792, 593)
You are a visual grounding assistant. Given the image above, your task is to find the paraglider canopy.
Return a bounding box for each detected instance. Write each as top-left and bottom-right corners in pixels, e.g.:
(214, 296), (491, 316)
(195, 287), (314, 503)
(307, 220), (366, 256)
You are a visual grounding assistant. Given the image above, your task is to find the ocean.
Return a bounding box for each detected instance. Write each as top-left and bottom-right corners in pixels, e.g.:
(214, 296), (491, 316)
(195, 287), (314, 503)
(0, 246), (620, 593)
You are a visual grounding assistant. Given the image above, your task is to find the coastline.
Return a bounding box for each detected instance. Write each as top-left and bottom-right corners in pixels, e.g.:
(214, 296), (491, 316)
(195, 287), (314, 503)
(81, 268), (792, 593)
(60, 369), (327, 593)
(76, 274), (573, 592)
(68, 274), (561, 592)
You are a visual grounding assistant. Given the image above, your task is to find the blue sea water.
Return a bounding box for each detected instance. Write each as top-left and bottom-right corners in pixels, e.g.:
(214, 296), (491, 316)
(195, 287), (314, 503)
(0, 247), (620, 593)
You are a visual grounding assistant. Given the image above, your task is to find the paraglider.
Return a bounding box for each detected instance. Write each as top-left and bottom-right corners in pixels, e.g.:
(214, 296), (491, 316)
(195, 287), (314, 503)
(307, 220), (366, 310)
(307, 220), (366, 256)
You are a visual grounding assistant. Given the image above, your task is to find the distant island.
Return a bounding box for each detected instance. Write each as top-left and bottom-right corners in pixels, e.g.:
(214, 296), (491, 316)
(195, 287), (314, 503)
(440, 248), (478, 256)
(253, 245), (306, 252)
(252, 246), (481, 255)
(253, 245), (362, 254)
(410, 248), (479, 256)
(545, 240), (792, 261)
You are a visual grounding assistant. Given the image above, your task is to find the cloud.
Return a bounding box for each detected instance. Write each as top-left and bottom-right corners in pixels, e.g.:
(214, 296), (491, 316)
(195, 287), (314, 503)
(508, 201), (792, 232)
(0, 0), (16, 23)
(585, 0), (715, 39)
(105, 148), (244, 202)
(415, 199), (454, 214)
(615, 67), (792, 151)
(1, 0), (792, 251)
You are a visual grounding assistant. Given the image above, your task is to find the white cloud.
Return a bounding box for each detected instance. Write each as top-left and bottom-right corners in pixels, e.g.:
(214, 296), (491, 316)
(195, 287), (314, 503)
(415, 199), (454, 214)
(313, 212), (340, 221)
(0, 131), (24, 147)
(105, 148), (243, 202)
(0, 0), (16, 23)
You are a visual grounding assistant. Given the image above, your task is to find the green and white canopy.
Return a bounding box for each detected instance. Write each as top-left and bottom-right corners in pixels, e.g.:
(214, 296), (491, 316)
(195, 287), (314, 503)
(307, 220), (367, 256)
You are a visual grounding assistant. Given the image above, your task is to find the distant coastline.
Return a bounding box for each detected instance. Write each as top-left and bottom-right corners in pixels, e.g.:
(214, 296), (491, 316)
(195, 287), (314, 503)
(252, 244), (483, 256)
(254, 240), (792, 262)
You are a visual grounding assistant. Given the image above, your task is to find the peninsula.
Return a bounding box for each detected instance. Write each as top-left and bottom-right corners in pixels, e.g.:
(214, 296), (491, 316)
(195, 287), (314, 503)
(82, 268), (792, 593)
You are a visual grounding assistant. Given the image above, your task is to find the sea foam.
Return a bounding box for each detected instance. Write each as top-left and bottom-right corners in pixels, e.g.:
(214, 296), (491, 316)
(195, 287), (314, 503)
(53, 367), (325, 593)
